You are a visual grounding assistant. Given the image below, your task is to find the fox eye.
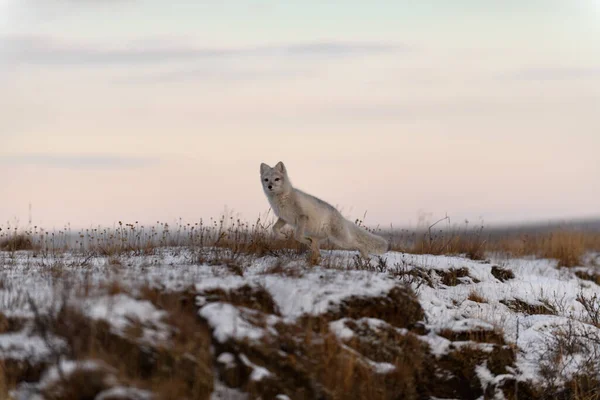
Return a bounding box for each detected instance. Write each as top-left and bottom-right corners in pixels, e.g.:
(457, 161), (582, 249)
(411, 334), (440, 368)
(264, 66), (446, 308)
(264, 178), (269, 182)
(274, 178), (280, 182)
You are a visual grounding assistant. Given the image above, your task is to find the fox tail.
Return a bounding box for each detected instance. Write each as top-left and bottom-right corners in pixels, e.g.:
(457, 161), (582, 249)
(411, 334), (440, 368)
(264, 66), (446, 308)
(347, 222), (389, 255)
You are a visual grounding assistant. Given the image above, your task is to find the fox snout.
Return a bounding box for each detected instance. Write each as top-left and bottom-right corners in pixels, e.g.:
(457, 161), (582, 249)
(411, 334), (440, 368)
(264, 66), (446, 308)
(268, 185), (273, 190)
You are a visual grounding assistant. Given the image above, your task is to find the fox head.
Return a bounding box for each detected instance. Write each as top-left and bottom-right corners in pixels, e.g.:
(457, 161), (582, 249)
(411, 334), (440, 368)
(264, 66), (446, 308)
(260, 161), (291, 195)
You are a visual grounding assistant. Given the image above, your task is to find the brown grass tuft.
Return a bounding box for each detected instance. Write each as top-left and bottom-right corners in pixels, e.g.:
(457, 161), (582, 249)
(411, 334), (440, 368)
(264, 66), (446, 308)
(329, 285), (425, 330)
(576, 293), (600, 328)
(0, 313), (27, 334)
(436, 267), (473, 286)
(434, 344), (515, 399)
(197, 284), (280, 315)
(41, 361), (117, 400)
(391, 222), (488, 260)
(0, 233), (34, 251)
(491, 266), (515, 282)
(438, 327), (505, 345)
(500, 298), (557, 315)
(575, 270), (600, 286)
(467, 290), (488, 303)
(539, 231), (586, 267)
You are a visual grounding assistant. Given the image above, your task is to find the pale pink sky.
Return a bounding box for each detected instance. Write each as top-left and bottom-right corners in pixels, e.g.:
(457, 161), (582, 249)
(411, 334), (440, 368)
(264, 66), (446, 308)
(1, 1), (599, 229)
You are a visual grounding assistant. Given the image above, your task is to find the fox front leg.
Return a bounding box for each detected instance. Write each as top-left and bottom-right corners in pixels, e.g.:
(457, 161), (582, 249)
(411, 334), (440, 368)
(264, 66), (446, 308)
(294, 215), (313, 246)
(272, 218), (287, 238)
(359, 248), (369, 259)
(309, 238), (321, 265)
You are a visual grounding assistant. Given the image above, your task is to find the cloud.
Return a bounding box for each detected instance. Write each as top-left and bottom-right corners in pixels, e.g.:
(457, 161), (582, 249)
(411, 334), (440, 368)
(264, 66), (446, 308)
(2, 35), (409, 66)
(503, 67), (600, 81)
(0, 154), (159, 169)
(117, 64), (314, 84)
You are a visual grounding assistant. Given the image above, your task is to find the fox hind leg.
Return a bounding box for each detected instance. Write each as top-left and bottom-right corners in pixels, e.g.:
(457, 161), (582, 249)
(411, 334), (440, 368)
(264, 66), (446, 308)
(326, 222), (353, 250)
(308, 237), (321, 265)
(328, 222), (370, 258)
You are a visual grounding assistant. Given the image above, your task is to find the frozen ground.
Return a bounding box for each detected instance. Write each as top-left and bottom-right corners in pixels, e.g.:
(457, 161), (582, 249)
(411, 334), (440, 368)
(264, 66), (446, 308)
(1, 248), (599, 399)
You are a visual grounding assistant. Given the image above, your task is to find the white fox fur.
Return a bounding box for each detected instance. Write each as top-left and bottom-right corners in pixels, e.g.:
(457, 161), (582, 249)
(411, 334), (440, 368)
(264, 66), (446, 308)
(260, 161), (389, 261)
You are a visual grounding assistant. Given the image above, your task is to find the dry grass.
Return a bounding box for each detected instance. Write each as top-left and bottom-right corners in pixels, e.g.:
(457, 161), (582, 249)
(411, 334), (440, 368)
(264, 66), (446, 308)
(390, 219), (488, 260)
(575, 270), (600, 286)
(505, 231), (592, 267)
(3, 215), (599, 266)
(576, 293), (600, 328)
(391, 222), (600, 267)
(197, 284), (281, 315)
(491, 265), (515, 282)
(486, 229), (600, 268)
(467, 290), (488, 303)
(438, 327), (505, 345)
(436, 267), (474, 286)
(500, 298), (557, 316)
(0, 233), (35, 251)
(536, 320), (600, 400)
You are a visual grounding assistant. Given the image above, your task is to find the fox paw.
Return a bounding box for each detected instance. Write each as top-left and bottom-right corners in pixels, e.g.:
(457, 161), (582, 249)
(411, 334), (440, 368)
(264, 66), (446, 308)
(308, 252), (321, 265)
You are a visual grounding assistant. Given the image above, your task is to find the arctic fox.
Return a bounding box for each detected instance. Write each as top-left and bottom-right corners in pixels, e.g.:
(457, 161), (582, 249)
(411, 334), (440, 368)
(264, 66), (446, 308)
(260, 161), (389, 261)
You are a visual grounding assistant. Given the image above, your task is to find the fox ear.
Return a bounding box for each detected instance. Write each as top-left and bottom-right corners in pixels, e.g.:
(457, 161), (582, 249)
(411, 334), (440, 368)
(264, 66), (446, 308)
(260, 163), (270, 175)
(274, 161), (286, 174)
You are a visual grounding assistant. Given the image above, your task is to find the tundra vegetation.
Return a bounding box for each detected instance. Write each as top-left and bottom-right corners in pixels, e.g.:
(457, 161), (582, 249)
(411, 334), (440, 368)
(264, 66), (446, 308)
(1, 217), (599, 399)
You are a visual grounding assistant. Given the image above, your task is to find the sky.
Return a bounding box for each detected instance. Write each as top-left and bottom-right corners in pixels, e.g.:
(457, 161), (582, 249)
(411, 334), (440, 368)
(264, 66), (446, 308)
(1, 0), (599, 229)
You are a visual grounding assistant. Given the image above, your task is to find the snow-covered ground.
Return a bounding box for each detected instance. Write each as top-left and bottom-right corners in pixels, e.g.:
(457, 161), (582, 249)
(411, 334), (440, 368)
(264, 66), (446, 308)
(1, 248), (599, 399)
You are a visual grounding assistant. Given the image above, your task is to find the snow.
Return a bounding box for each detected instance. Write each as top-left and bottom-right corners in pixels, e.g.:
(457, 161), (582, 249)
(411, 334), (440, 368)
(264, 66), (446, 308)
(475, 364), (494, 392)
(216, 352), (236, 367)
(38, 359), (117, 388)
(261, 269), (396, 319)
(419, 331), (453, 357)
(239, 354), (272, 381)
(0, 331), (64, 362)
(196, 267), (397, 320)
(515, 315), (600, 382)
(211, 379), (248, 400)
(95, 387), (154, 400)
(81, 294), (170, 344)
(199, 302), (267, 343)
(329, 319), (355, 340)
(196, 275), (249, 293)
(330, 317), (409, 341)
(371, 362), (396, 374)
(379, 251), (600, 383)
(2, 247), (600, 393)
(380, 251), (598, 337)
(476, 363), (513, 399)
(12, 359), (124, 399)
(444, 318), (496, 333)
